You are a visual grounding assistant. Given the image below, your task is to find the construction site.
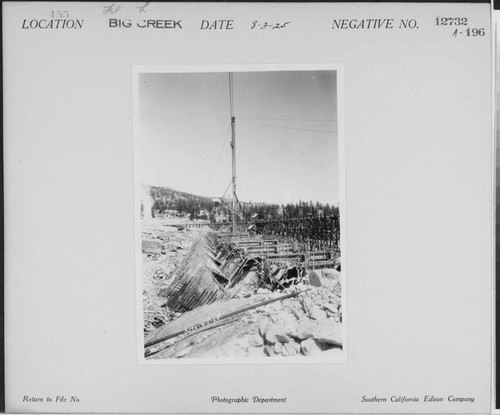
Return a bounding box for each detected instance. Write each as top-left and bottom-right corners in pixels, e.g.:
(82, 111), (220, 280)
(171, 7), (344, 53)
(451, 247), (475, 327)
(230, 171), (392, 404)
(142, 213), (342, 359)
(140, 71), (342, 359)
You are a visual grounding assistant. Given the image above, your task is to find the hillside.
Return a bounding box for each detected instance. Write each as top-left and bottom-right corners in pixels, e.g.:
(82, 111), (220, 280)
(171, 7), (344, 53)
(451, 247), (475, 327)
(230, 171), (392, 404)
(146, 185), (338, 221)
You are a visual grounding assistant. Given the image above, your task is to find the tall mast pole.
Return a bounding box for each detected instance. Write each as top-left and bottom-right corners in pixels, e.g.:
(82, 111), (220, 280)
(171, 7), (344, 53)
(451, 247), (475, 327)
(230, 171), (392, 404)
(229, 72), (237, 232)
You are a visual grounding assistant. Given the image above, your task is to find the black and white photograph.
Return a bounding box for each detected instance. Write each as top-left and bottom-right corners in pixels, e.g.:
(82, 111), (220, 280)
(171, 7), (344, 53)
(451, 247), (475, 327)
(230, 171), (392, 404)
(4, 1), (494, 412)
(136, 68), (344, 360)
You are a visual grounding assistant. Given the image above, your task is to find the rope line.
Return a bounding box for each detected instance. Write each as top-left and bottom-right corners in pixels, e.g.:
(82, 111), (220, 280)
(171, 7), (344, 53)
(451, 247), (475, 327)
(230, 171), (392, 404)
(207, 124), (231, 185)
(241, 118), (337, 134)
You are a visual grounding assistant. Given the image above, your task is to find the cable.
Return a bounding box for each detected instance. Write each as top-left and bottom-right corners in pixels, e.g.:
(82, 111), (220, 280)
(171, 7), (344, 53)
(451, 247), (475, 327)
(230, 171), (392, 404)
(221, 180), (232, 199)
(240, 118), (337, 134)
(207, 124), (231, 185)
(238, 116), (336, 122)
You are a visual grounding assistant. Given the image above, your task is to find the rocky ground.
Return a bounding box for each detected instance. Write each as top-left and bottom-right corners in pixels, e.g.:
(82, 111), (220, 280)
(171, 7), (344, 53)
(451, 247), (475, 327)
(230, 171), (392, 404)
(142, 217), (210, 334)
(142, 216), (343, 359)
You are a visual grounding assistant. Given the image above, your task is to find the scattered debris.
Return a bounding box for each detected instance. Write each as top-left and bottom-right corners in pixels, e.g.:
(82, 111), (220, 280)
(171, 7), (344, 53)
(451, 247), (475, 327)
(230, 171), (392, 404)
(142, 216), (343, 359)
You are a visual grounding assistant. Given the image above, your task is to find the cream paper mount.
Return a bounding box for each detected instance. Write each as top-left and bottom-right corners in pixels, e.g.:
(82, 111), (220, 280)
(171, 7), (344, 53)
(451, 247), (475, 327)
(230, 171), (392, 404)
(2, 1), (494, 414)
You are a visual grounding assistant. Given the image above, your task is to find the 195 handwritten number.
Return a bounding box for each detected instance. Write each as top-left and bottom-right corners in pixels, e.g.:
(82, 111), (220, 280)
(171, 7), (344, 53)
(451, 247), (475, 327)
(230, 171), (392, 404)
(50, 10), (69, 18)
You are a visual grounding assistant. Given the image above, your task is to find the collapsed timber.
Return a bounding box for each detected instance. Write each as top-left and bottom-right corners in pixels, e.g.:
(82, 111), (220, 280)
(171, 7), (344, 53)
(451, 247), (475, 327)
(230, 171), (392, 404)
(143, 218), (342, 358)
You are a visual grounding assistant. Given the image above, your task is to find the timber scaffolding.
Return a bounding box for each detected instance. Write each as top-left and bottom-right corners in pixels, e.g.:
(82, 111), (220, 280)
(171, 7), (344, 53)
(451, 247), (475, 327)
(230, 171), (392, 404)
(162, 222), (340, 313)
(183, 214), (340, 252)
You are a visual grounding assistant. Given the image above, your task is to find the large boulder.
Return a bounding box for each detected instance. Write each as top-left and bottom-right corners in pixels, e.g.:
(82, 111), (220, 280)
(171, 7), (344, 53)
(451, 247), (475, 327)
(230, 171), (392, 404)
(322, 268), (341, 281)
(300, 338), (322, 356)
(264, 324), (290, 344)
(277, 311), (299, 337)
(258, 318), (269, 337)
(281, 342), (297, 356)
(322, 303), (339, 317)
(248, 334), (264, 347)
(264, 345), (275, 356)
(313, 318), (342, 347)
(300, 296), (315, 315)
(142, 239), (162, 254)
(294, 316), (317, 341)
(307, 271), (322, 287)
(308, 304), (327, 321)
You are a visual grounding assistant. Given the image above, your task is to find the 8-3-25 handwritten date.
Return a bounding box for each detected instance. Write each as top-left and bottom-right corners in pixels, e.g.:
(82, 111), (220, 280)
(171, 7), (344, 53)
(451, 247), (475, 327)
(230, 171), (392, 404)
(251, 21), (290, 30)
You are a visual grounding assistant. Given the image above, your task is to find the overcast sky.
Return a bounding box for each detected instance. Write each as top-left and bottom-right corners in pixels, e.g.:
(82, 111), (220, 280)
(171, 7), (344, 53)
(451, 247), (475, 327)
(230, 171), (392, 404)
(138, 70), (338, 205)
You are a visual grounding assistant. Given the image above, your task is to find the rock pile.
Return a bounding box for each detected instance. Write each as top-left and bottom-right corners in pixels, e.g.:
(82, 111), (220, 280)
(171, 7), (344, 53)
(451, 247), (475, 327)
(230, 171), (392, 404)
(151, 278), (343, 359)
(236, 283), (342, 357)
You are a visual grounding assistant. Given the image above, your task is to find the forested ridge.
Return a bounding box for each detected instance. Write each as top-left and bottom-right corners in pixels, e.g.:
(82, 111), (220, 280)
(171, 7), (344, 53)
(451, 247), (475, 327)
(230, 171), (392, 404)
(149, 186), (338, 220)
